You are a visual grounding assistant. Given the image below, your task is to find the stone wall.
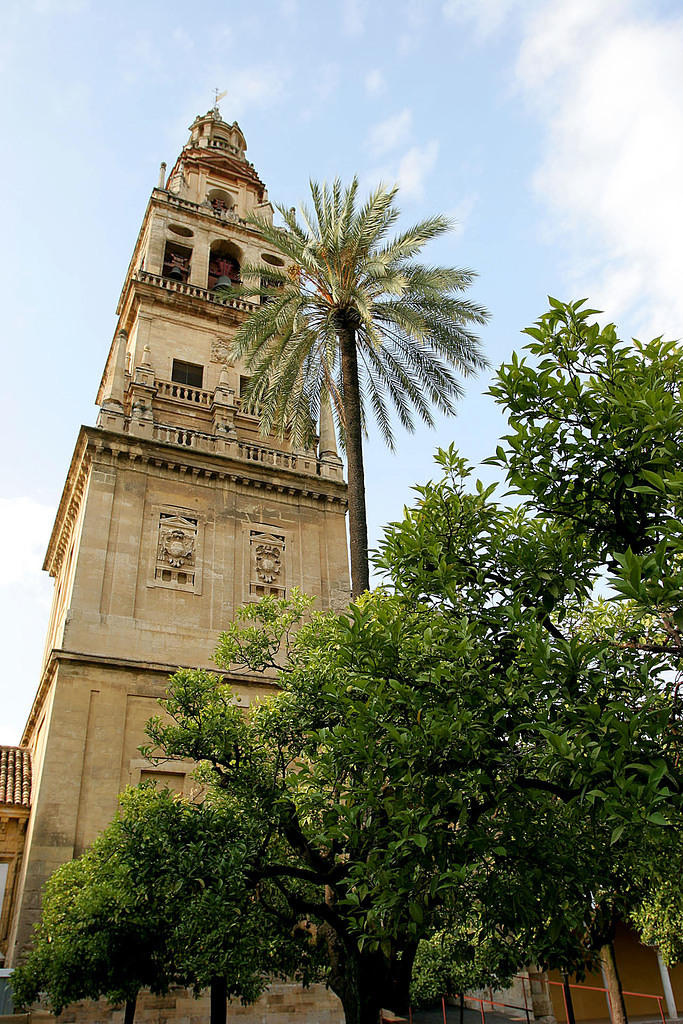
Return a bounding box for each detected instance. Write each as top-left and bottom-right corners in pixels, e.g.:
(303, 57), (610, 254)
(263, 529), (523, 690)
(20, 982), (344, 1024)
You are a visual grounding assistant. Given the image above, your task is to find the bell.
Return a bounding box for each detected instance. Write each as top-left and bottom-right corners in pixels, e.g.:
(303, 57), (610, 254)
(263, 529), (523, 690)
(167, 265), (184, 281)
(212, 275), (233, 290)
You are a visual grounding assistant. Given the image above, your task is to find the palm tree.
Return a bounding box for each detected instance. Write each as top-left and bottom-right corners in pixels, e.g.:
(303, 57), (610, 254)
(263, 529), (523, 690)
(230, 178), (489, 598)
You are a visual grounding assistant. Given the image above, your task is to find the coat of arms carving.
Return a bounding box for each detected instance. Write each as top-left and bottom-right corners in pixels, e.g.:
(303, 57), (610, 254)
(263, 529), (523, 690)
(255, 543), (281, 583)
(160, 527), (195, 567)
(157, 513), (198, 572)
(249, 529), (286, 595)
(211, 337), (231, 363)
(151, 511), (200, 592)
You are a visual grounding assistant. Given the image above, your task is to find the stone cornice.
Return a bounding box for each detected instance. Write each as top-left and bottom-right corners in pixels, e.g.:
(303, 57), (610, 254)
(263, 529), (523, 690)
(167, 144), (267, 195)
(44, 424), (347, 581)
(42, 430), (91, 578)
(20, 647), (278, 747)
(90, 425), (347, 503)
(41, 647), (278, 686)
(20, 655), (57, 748)
(117, 270), (254, 339)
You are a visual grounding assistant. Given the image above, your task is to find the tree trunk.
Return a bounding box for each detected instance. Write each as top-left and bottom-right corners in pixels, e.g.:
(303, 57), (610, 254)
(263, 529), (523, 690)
(600, 942), (628, 1024)
(123, 994), (137, 1024)
(338, 324), (370, 599)
(323, 922), (415, 1024)
(561, 975), (576, 1024)
(527, 965), (556, 1024)
(210, 976), (227, 1024)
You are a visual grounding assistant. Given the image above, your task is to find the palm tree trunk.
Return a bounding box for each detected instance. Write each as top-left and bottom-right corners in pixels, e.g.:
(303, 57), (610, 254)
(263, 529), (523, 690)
(339, 325), (370, 598)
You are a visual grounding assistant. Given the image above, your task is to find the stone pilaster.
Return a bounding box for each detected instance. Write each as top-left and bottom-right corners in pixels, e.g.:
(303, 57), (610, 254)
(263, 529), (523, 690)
(97, 329), (127, 431)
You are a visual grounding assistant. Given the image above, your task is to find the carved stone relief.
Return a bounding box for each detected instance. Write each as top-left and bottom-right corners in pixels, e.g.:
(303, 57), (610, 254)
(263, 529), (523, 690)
(160, 526), (195, 567)
(211, 337), (231, 363)
(255, 543), (281, 583)
(249, 529), (285, 596)
(154, 512), (198, 589)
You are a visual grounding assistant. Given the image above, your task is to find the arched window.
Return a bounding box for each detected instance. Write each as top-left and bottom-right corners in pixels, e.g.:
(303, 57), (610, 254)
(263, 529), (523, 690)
(207, 188), (236, 214)
(208, 240), (241, 290)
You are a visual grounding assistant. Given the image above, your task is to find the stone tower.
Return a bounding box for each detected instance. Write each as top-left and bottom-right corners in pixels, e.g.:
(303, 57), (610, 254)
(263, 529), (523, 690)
(5, 106), (349, 968)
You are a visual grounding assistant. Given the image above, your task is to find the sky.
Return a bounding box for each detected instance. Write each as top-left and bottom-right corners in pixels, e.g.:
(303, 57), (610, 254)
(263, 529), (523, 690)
(2, 0), (683, 743)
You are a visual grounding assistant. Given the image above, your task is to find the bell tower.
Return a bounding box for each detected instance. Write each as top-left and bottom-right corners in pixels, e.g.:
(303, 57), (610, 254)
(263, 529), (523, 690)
(5, 107), (349, 965)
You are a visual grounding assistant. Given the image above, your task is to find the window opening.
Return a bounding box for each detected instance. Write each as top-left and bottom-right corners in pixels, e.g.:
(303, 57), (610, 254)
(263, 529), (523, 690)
(207, 188), (236, 213)
(172, 360), (203, 388)
(260, 275), (284, 306)
(208, 253), (240, 290)
(261, 252), (285, 267)
(208, 240), (242, 291)
(162, 241), (192, 282)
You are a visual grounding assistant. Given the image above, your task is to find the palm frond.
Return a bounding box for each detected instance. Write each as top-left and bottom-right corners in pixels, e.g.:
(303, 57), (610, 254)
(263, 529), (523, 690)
(230, 175), (489, 457)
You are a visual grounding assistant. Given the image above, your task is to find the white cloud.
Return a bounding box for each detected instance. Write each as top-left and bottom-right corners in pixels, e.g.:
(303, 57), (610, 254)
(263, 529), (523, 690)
(342, 0), (366, 35)
(445, 193), (478, 237)
(221, 65), (290, 116)
(395, 141), (440, 201)
(365, 140), (440, 203)
(364, 69), (386, 97)
(521, 1), (683, 335)
(396, 3), (428, 54)
(442, 0), (522, 38)
(368, 108), (413, 157)
(513, 0), (624, 92)
(448, 0), (683, 336)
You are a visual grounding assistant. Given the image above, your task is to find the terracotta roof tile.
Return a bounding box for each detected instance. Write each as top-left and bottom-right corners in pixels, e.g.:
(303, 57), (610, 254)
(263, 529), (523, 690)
(0, 746), (31, 808)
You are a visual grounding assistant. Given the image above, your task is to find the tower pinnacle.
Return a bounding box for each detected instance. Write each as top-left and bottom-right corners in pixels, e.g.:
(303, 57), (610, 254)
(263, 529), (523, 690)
(213, 87), (227, 114)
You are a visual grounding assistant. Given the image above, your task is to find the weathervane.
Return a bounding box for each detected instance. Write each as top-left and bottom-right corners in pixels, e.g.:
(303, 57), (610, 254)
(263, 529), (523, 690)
(213, 87), (227, 113)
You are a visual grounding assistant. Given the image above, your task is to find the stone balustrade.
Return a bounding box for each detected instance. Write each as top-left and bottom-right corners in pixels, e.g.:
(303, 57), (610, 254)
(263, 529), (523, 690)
(237, 441), (299, 471)
(134, 269), (257, 311)
(155, 379), (213, 406)
(208, 136), (241, 156)
(148, 423), (321, 475)
(157, 190), (248, 227)
(152, 423), (217, 453)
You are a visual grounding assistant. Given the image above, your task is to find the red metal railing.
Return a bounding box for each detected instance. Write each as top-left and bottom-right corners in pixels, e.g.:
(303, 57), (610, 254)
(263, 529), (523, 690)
(382, 975), (667, 1024)
(546, 977), (666, 1024)
(383, 990), (531, 1024)
(466, 992), (532, 1024)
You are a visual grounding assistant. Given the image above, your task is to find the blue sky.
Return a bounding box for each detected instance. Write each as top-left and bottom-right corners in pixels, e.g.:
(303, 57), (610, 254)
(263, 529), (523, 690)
(2, 0), (683, 742)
